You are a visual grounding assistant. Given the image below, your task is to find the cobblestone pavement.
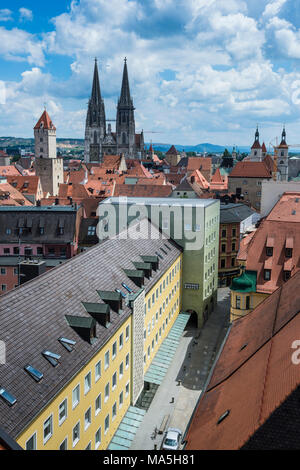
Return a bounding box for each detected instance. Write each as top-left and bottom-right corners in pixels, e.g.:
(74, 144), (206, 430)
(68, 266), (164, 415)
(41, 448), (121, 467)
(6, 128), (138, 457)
(130, 288), (231, 450)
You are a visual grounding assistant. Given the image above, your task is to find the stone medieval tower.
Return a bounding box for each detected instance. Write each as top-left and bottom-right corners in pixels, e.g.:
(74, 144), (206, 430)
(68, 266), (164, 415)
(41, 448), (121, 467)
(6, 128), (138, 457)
(34, 110), (63, 197)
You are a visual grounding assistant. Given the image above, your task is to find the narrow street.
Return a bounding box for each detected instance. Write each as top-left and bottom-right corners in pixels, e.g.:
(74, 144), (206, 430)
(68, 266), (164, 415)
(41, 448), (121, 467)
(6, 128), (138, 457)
(130, 288), (231, 450)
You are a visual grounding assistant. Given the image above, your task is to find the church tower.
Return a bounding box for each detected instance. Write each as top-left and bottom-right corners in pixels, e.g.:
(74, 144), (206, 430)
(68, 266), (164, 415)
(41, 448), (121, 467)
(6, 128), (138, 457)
(250, 126), (262, 161)
(84, 59), (106, 163)
(34, 110), (63, 197)
(116, 58), (136, 157)
(277, 126), (289, 182)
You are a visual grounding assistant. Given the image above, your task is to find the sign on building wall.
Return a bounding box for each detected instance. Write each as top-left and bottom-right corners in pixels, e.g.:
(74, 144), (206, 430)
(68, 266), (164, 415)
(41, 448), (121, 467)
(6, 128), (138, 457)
(184, 283), (199, 290)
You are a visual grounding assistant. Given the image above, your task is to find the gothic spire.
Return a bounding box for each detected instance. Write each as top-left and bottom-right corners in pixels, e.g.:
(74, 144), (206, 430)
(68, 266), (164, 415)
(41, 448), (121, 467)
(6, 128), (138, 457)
(91, 58), (102, 104)
(119, 57), (132, 106)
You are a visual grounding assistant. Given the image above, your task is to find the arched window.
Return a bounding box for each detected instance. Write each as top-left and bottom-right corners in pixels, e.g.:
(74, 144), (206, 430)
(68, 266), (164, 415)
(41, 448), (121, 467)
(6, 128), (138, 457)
(280, 160), (284, 164)
(94, 131), (97, 144)
(122, 133), (126, 144)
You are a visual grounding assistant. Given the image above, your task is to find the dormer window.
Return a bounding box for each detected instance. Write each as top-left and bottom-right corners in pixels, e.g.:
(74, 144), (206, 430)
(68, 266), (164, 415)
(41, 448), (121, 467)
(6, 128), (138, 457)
(266, 247), (273, 257)
(285, 248), (292, 258)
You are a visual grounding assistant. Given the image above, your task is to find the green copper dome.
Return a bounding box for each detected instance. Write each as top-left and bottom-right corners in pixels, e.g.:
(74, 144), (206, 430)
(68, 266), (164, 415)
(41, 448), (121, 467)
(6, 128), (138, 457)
(231, 271), (256, 293)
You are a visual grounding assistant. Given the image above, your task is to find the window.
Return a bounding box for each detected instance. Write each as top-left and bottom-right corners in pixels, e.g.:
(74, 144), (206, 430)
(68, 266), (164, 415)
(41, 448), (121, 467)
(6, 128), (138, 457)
(246, 296), (250, 310)
(148, 298), (151, 309)
(84, 407), (91, 430)
(105, 382), (110, 402)
(3, 248), (10, 254)
(221, 259), (226, 269)
(236, 296), (241, 309)
(43, 415), (53, 444)
(144, 329), (146, 340)
(88, 226), (96, 236)
(84, 372), (91, 395)
(59, 438), (67, 450)
(119, 333), (124, 350)
(119, 391), (124, 408)
(95, 394), (101, 415)
(72, 384), (80, 409)
(232, 228), (236, 237)
(95, 361), (101, 382)
(0, 268), (5, 275)
(284, 271), (291, 281)
(125, 325), (130, 341)
(72, 422), (80, 447)
(266, 247), (273, 257)
(95, 427), (101, 449)
(119, 362), (124, 379)
(125, 353), (130, 369)
(221, 244), (226, 253)
(264, 269), (271, 281)
(285, 248), (292, 258)
(222, 229), (226, 238)
(58, 399), (67, 425)
(104, 350), (109, 370)
(85, 442), (91, 450)
(232, 243), (236, 252)
(125, 382), (130, 397)
(112, 402), (117, 421)
(231, 258), (235, 267)
(148, 322), (151, 334)
(6, 228), (11, 235)
(13, 247), (19, 255)
(104, 414), (109, 434)
(112, 341), (117, 359)
(147, 346), (150, 358)
(112, 372), (117, 390)
(26, 433), (37, 450)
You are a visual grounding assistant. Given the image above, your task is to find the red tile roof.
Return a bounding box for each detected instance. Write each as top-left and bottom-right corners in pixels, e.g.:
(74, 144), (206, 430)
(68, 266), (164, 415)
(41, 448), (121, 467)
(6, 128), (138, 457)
(251, 140), (261, 149)
(261, 142), (267, 153)
(229, 161), (272, 178)
(185, 269), (300, 450)
(166, 145), (178, 155)
(0, 166), (21, 176)
(6, 175), (41, 197)
(34, 110), (56, 130)
(187, 157), (212, 173)
(114, 184), (172, 198)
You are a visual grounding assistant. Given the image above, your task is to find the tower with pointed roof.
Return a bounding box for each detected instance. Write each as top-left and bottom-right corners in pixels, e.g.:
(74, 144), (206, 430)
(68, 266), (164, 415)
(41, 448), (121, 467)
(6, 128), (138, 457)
(250, 126), (263, 162)
(116, 58), (136, 157)
(277, 126), (289, 182)
(84, 59), (106, 163)
(34, 109), (63, 196)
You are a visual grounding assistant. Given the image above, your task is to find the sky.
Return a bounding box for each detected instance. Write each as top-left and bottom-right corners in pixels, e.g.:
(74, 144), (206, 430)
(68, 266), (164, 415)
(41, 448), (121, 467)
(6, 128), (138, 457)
(1, 0), (300, 146)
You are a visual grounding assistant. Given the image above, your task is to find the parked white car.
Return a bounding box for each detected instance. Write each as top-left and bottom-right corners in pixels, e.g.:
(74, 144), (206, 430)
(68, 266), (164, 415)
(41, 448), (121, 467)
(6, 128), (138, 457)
(162, 428), (182, 450)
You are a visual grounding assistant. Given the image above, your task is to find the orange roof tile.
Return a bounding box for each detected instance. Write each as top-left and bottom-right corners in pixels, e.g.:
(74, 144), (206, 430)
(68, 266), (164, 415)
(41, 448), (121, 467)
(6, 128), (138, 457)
(0, 166), (21, 176)
(34, 110), (56, 130)
(114, 184), (172, 198)
(230, 161), (272, 178)
(185, 270), (300, 450)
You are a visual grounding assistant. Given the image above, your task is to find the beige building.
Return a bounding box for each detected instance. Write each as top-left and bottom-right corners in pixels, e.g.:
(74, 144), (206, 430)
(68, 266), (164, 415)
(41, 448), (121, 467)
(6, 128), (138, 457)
(228, 161), (272, 211)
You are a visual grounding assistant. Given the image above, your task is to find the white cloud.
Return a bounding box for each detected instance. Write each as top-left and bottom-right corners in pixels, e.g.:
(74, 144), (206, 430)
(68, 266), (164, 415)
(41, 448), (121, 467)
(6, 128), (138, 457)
(19, 8), (33, 22)
(0, 27), (45, 65)
(0, 9), (12, 22)
(262, 0), (287, 19)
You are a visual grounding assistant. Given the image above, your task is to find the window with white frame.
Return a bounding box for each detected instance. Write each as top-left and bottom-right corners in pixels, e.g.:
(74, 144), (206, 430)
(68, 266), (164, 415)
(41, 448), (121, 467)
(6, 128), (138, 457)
(72, 384), (80, 409)
(26, 432), (37, 450)
(119, 391), (124, 408)
(119, 362), (124, 379)
(112, 372), (117, 390)
(105, 382), (110, 402)
(58, 398), (67, 425)
(125, 325), (130, 341)
(95, 360), (101, 382)
(119, 333), (124, 350)
(112, 402), (117, 421)
(125, 353), (129, 369)
(84, 407), (91, 430)
(104, 414), (109, 434)
(95, 393), (101, 415)
(125, 382), (129, 397)
(95, 427), (101, 450)
(72, 421), (80, 447)
(84, 372), (91, 395)
(104, 350), (109, 370)
(112, 341), (117, 359)
(43, 415), (53, 445)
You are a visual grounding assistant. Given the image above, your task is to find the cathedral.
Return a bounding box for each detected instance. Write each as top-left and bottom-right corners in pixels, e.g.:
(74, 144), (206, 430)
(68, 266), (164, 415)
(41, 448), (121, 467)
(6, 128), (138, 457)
(84, 58), (145, 163)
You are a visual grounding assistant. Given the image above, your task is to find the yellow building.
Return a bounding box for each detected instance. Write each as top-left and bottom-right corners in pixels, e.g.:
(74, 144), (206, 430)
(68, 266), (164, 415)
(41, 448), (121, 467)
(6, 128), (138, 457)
(230, 270), (268, 322)
(0, 219), (183, 450)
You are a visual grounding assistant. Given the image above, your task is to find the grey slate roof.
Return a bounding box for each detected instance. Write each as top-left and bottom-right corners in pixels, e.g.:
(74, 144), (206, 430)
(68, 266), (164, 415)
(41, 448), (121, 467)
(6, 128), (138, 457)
(220, 203), (257, 224)
(0, 218), (182, 439)
(0, 206), (78, 244)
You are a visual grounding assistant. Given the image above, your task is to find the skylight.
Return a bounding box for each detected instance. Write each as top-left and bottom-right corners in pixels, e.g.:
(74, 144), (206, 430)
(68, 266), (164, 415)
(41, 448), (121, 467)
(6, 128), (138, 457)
(122, 282), (133, 293)
(164, 243), (172, 251)
(24, 365), (44, 382)
(115, 288), (126, 299)
(217, 410), (230, 425)
(160, 247), (168, 255)
(42, 350), (61, 367)
(0, 387), (17, 406)
(155, 251), (163, 260)
(59, 337), (76, 352)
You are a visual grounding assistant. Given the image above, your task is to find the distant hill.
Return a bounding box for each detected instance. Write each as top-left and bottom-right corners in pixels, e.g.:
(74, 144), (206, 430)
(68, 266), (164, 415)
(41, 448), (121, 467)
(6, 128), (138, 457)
(0, 136), (250, 154)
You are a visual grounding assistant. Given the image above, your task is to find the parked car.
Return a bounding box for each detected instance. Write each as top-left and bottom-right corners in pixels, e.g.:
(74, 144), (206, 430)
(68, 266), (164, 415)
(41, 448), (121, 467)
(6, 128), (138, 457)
(162, 428), (182, 450)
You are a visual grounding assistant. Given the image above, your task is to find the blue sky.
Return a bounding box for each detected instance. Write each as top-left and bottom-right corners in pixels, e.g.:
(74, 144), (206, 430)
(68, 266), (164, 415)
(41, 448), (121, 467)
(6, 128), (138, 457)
(1, 0), (300, 146)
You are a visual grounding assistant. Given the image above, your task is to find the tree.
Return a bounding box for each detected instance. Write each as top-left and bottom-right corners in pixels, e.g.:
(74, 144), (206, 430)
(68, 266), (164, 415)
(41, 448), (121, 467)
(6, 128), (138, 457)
(221, 148), (233, 168)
